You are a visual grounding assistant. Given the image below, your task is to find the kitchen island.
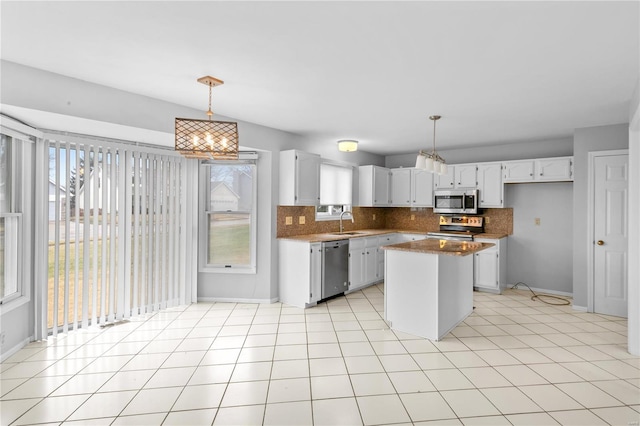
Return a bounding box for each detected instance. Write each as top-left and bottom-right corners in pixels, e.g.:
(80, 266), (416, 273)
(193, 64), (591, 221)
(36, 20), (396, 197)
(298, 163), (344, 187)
(382, 239), (494, 341)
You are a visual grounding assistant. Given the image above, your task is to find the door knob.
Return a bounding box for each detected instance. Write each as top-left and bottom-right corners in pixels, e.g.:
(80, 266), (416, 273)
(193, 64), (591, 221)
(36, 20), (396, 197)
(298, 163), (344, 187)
(597, 240), (604, 246)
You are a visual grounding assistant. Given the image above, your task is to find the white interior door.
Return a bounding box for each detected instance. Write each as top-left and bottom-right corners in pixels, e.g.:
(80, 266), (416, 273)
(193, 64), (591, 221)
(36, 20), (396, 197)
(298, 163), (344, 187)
(593, 154), (628, 317)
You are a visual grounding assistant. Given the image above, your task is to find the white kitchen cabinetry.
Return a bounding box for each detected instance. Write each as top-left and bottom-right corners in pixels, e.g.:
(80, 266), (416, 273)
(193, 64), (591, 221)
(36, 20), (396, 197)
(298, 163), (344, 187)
(477, 162), (503, 208)
(389, 168), (412, 206)
(474, 237), (507, 294)
(503, 157), (573, 183)
(503, 160), (535, 182)
(434, 166), (455, 189)
(397, 233), (428, 243)
(279, 150), (320, 205)
(454, 164), (477, 189)
(349, 236), (380, 292)
(535, 157), (573, 181)
(376, 233), (400, 279)
(412, 169), (434, 207)
(389, 168), (434, 207)
(279, 240), (322, 308)
(358, 165), (390, 207)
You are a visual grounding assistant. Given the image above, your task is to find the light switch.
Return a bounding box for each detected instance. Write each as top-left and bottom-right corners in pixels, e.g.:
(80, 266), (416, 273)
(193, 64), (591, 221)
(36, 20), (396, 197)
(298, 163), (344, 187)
(299, 216), (306, 225)
(285, 216), (293, 225)
(535, 218), (541, 226)
(373, 214), (376, 220)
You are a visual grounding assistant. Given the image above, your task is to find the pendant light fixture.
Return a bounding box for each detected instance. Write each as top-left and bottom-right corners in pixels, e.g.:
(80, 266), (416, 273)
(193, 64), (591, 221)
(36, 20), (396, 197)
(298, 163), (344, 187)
(415, 115), (447, 174)
(337, 139), (358, 152)
(175, 76), (239, 160)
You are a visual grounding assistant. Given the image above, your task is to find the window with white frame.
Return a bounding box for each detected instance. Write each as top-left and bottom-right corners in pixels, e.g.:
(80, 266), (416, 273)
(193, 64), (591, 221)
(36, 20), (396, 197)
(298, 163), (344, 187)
(316, 161), (353, 220)
(203, 159), (257, 271)
(0, 133), (22, 305)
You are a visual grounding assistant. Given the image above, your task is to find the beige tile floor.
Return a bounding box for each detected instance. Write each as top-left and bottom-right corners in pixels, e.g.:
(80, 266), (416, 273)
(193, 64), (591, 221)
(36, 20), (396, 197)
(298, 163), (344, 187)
(1, 286), (639, 425)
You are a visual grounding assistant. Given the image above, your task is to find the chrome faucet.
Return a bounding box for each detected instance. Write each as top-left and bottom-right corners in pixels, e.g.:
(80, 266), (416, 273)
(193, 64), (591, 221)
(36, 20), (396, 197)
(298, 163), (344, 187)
(339, 210), (354, 233)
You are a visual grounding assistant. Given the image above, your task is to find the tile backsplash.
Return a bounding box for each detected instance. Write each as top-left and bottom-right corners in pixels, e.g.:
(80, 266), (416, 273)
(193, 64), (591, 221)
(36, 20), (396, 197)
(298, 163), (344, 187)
(277, 206), (513, 237)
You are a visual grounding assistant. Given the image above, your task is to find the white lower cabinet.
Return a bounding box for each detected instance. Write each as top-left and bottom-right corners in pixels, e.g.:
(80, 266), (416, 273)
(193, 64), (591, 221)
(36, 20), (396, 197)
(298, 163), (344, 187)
(397, 233), (428, 243)
(474, 237), (507, 293)
(349, 236), (380, 292)
(279, 240), (322, 308)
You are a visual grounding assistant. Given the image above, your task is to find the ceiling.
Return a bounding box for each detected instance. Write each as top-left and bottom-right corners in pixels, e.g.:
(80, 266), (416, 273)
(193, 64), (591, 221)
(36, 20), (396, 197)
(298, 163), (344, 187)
(1, 1), (638, 155)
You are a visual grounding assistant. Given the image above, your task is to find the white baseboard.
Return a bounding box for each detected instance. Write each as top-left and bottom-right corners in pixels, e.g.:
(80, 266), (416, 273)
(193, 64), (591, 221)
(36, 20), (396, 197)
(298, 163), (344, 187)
(572, 305), (588, 312)
(197, 297), (279, 304)
(509, 284), (573, 298)
(1, 336), (33, 363)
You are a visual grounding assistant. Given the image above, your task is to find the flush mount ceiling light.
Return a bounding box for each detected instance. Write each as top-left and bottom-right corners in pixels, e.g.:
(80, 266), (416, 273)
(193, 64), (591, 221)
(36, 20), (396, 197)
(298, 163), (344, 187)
(175, 76), (239, 160)
(415, 115), (447, 174)
(337, 140), (358, 152)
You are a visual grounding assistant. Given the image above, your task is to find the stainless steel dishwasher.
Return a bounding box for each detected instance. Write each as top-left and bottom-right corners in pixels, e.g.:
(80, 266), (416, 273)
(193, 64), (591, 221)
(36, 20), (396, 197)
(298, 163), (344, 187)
(321, 239), (349, 299)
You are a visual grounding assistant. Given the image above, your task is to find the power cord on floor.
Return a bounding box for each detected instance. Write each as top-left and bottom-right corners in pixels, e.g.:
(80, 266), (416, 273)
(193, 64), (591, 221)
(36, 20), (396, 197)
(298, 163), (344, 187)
(510, 281), (571, 306)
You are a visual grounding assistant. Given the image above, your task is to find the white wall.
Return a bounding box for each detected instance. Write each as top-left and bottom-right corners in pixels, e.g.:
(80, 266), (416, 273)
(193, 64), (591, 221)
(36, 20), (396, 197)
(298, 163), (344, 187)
(385, 137), (573, 168)
(572, 123), (629, 309)
(1, 60), (385, 307)
(505, 182), (573, 294)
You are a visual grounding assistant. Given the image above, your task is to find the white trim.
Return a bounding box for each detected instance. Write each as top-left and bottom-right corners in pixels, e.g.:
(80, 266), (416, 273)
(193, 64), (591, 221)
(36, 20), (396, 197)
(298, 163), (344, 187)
(0, 336), (33, 363)
(510, 285), (573, 298)
(572, 305), (588, 312)
(586, 149), (629, 313)
(0, 115), (43, 139)
(197, 297), (279, 304)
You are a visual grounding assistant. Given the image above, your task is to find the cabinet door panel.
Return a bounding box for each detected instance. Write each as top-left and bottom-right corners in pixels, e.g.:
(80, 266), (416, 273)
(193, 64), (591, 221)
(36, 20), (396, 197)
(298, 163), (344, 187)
(373, 167), (390, 206)
(295, 151), (320, 205)
(390, 168), (411, 206)
(503, 160), (535, 182)
(434, 167), (455, 189)
(310, 243), (322, 303)
(349, 248), (365, 290)
(536, 158), (572, 181)
(474, 249), (498, 290)
(412, 169), (434, 206)
(455, 165), (477, 188)
(477, 163), (503, 207)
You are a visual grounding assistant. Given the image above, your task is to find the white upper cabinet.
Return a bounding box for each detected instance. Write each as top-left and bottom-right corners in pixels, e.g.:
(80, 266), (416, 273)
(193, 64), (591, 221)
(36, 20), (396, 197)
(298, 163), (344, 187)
(411, 168), (434, 207)
(389, 168), (412, 206)
(454, 164), (477, 188)
(477, 162), (503, 207)
(503, 160), (535, 182)
(536, 157), (573, 181)
(503, 157), (573, 183)
(434, 166), (455, 189)
(280, 150), (320, 205)
(359, 165), (390, 207)
(390, 168), (435, 207)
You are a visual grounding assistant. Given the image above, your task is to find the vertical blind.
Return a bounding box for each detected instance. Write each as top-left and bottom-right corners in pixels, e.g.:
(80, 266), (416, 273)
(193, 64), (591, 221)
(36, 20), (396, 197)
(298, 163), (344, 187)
(46, 136), (187, 335)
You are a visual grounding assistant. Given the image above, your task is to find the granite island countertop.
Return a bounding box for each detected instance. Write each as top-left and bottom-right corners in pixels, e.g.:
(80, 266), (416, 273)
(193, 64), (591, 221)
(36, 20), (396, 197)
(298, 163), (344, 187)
(278, 229), (508, 243)
(382, 239), (495, 257)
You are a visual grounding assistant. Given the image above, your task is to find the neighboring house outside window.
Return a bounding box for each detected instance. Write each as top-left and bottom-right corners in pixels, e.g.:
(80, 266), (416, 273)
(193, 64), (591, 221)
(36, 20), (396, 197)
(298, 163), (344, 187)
(202, 159), (257, 272)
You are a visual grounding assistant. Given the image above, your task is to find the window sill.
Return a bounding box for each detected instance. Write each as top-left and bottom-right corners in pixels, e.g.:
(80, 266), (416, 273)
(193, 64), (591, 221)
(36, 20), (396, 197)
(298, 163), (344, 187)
(200, 266), (257, 275)
(0, 294), (30, 315)
(315, 215), (341, 222)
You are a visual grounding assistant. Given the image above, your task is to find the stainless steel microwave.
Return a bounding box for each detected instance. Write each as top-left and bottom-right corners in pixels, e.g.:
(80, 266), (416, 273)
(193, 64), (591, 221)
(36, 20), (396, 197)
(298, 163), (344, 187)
(433, 189), (478, 214)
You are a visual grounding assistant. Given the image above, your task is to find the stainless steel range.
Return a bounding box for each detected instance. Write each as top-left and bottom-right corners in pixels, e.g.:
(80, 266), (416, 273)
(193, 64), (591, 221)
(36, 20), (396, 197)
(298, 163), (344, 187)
(427, 215), (484, 241)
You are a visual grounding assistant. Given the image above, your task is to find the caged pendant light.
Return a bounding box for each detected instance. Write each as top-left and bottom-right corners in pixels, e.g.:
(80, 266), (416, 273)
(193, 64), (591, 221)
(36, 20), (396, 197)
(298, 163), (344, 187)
(175, 76), (239, 160)
(415, 115), (447, 175)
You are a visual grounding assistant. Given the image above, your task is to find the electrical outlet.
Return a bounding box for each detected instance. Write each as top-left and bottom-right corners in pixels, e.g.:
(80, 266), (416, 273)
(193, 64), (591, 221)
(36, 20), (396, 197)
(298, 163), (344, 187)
(285, 216), (293, 225)
(298, 216), (305, 225)
(535, 217), (541, 226)
(485, 217), (490, 224)
(410, 214), (415, 221)
(373, 214), (376, 220)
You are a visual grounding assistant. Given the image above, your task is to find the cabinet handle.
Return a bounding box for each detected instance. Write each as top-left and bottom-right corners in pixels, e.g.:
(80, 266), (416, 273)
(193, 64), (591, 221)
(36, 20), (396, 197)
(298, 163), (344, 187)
(540, 173), (543, 176)
(529, 173), (533, 176)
